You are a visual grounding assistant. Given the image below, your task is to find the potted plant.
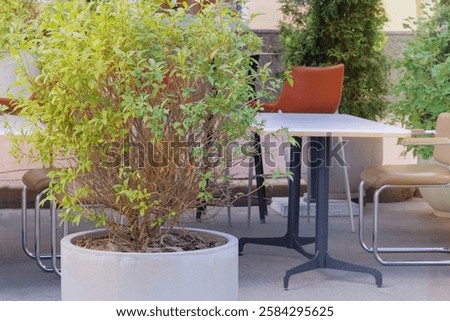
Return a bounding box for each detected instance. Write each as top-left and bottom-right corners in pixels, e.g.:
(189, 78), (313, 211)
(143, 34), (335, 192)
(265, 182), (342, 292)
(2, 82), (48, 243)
(278, 0), (390, 198)
(11, 0), (271, 300)
(391, 0), (450, 216)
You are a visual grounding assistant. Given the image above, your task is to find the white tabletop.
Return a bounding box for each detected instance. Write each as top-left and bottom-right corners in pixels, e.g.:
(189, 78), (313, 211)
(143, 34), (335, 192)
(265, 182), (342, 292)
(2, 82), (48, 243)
(254, 113), (411, 138)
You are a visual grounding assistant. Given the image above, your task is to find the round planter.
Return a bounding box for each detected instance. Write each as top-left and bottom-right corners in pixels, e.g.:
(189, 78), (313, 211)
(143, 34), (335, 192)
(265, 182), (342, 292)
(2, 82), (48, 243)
(61, 228), (238, 301)
(418, 156), (450, 218)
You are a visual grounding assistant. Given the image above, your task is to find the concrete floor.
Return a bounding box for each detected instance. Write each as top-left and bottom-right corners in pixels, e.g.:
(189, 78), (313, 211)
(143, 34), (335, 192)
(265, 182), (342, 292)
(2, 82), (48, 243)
(1, 197), (450, 301)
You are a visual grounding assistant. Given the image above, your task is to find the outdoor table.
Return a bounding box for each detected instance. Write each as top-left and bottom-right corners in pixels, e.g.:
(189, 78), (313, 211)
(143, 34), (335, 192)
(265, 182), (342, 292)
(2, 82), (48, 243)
(239, 113), (411, 288)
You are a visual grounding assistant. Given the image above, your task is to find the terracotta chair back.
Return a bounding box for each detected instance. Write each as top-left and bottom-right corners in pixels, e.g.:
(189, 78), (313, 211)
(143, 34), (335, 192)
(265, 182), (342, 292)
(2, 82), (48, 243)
(0, 97), (16, 114)
(262, 64), (345, 114)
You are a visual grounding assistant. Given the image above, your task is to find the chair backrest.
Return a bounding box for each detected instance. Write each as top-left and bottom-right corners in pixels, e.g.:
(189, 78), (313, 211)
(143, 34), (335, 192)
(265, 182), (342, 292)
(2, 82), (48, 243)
(264, 64), (344, 114)
(0, 97), (15, 114)
(434, 112), (450, 165)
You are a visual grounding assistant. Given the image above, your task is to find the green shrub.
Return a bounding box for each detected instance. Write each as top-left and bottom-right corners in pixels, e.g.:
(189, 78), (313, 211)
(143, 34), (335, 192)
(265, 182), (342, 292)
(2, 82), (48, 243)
(11, 0), (271, 250)
(391, 0), (450, 158)
(0, 0), (41, 49)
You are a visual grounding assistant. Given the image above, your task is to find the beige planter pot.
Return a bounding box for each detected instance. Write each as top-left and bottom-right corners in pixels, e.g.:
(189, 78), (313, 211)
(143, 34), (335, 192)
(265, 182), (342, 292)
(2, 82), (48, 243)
(61, 228), (239, 301)
(328, 137), (384, 198)
(418, 156), (450, 218)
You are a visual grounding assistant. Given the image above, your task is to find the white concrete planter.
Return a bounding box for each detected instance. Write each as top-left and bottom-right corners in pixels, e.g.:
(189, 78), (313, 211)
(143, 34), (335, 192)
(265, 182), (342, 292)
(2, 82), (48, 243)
(61, 228), (238, 301)
(418, 156), (450, 218)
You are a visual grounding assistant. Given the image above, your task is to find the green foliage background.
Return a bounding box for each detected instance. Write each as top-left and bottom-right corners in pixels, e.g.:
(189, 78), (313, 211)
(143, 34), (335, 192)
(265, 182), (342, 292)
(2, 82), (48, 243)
(0, 0), (40, 49)
(391, 0), (450, 158)
(279, 0), (390, 120)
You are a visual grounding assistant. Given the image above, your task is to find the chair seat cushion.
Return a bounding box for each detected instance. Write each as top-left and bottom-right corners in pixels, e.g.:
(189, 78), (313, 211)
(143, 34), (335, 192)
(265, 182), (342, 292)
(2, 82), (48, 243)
(22, 168), (52, 192)
(361, 164), (450, 188)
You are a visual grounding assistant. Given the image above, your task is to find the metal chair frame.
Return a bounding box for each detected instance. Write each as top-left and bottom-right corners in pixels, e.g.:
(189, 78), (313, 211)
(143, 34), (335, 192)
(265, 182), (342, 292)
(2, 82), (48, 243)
(358, 181), (450, 266)
(22, 182), (68, 275)
(358, 113), (450, 265)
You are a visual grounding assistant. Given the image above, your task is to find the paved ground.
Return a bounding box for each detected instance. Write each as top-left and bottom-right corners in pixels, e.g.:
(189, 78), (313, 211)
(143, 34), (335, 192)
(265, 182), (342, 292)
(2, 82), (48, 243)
(1, 198), (450, 301)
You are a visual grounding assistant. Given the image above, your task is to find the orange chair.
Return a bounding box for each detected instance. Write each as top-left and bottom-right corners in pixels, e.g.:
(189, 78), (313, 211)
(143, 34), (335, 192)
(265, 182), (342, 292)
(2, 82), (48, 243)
(250, 64), (355, 230)
(0, 97), (18, 114)
(261, 64), (344, 114)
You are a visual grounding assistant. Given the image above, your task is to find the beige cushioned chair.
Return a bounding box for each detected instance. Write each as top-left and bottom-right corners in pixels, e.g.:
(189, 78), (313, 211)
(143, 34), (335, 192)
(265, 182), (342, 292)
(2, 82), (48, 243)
(358, 112), (450, 265)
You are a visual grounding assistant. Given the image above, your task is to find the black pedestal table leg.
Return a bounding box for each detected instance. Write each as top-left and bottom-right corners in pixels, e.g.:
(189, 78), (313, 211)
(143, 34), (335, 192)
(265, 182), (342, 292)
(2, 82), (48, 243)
(286, 136), (304, 247)
(284, 136), (382, 289)
(253, 133), (268, 223)
(308, 137), (320, 204)
(239, 136), (315, 257)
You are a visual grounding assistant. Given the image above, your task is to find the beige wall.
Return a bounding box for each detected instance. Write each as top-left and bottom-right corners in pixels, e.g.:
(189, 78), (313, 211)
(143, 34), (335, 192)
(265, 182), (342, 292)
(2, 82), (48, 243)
(383, 0), (417, 31)
(247, 0), (284, 30)
(247, 0), (424, 31)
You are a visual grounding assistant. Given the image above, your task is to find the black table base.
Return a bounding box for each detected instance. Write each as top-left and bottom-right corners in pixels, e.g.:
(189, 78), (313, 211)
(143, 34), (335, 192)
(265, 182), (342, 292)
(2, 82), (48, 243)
(252, 133), (269, 223)
(240, 135), (382, 289)
(240, 136), (315, 257)
(284, 253), (383, 289)
(239, 234), (316, 259)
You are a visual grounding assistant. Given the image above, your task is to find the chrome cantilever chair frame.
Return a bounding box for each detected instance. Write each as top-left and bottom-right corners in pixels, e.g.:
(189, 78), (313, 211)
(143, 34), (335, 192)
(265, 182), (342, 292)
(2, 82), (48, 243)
(21, 170), (68, 276)
(21, 187), (53, 272)
(51, 201), (63, 276)
(358, 112), (450, 265)
(359, 181), (450, 266)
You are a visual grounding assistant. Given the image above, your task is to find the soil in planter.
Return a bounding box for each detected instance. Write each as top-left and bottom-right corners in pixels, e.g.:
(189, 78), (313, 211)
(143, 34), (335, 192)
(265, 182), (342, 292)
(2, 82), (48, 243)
(75, 228), (228, 253)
